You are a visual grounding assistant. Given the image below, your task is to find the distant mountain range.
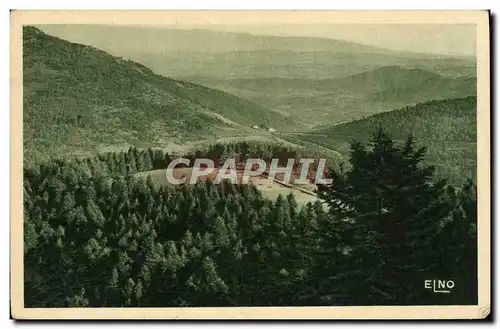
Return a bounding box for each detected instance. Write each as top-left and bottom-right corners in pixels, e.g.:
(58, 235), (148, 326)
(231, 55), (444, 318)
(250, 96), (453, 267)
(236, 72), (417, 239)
(38, 25), (476, 80)
(37, 24), (424, 55)
(193, 66), (475, 95)
(187, 66), (476, 126)
(24, 25), (477, 170)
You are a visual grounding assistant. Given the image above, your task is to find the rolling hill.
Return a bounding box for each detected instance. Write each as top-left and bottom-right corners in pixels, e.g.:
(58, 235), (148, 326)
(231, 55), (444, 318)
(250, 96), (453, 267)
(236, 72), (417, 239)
(284, 97), (477, 185)
(188, 66), (476, 126)
(23, 26), (296, 163)
(34, 25), (477, 129)
(200, 66), (475, 95)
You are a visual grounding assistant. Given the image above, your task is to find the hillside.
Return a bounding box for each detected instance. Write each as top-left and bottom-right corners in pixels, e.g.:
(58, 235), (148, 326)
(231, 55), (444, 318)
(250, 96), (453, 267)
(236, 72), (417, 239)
(34, 25), (476, 129)
(334, 66), (475, 101)
(23, 26), (295, 163)
(24, 142), (476, 307)
(286, 97), (477, 185)
(23, 24), (478, 310)
(189, 66), (476, 126)
(207, 66), (474, 95)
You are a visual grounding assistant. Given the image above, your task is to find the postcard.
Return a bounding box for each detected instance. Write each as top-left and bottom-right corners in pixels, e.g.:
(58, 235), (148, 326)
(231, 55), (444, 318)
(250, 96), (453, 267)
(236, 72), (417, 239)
(10, 10), (490, 320)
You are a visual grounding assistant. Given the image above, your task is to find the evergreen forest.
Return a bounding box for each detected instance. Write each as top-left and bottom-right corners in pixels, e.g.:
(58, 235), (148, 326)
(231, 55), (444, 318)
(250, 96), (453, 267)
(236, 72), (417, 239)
(24, 130), (477, 307)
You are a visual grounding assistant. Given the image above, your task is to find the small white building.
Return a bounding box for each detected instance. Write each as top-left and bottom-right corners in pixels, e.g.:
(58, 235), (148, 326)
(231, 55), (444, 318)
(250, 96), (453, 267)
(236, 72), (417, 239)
(268, 128), (276, 133)
(252, 125), (259, 129)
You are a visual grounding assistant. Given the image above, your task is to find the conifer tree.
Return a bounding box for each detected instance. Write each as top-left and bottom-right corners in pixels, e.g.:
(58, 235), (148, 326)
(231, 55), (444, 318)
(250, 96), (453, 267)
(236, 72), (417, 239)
(23, 140), (477, 307)
(317, 128), (456, 305)
(433, 180), (477, 305)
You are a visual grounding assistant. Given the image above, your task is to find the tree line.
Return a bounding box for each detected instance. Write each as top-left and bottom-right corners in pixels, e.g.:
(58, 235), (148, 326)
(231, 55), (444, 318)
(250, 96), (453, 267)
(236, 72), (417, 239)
(23, 129), (477, 307)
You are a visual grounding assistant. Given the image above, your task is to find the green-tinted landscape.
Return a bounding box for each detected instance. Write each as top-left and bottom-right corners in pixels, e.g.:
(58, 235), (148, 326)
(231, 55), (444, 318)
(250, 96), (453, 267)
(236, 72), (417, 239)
(24, 26), (477, 186)
(37, 24), (477, 79)
(23, 27), (297, 164)
(186, 67), (475, 126)
(37, 25), (477, 128)
(22, 23), (478, 308)
(282, 97), (477, 185)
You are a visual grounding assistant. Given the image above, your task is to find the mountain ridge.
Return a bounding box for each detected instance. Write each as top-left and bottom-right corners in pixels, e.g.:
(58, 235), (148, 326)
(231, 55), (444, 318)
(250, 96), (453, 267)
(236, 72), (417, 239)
(37, 24), (452, 57)
(37, 25), (476, 81)
(196, 65), (474, 91)
(185, 66), (476, 126)
(289, 96), (477, 185)
(23, 26), (296, 163)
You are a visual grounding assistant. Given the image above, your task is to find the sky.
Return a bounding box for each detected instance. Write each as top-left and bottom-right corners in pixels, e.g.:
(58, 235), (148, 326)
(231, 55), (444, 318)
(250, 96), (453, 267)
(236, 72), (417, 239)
(162, 24), (477, 57)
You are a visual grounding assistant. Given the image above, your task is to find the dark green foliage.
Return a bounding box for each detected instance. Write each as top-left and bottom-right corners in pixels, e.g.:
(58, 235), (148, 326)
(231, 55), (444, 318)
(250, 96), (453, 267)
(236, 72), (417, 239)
(23, 24), (478, 307)
(292, 97), (477, 186)
(24, 133), (477, 307)
(432, 180), (478, 304)
(24, 142), (319, 307)
(316, 128), (477, 305)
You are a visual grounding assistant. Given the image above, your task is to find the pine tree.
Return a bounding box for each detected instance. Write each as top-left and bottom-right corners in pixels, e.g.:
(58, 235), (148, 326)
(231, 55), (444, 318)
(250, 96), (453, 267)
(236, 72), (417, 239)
(123, 278), (135, 307)
(23, 138), (476, 307)
(185, 256), (229, 306)
(434, 180), (477, 305)
(107, 267), (120, 306)
(65, 288), (89, 307)
(317, 128), (456, 305)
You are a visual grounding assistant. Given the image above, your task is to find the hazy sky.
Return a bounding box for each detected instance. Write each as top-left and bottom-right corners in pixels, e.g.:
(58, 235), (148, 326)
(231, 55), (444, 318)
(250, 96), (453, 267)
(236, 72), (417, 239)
(163, 24), (476, 57)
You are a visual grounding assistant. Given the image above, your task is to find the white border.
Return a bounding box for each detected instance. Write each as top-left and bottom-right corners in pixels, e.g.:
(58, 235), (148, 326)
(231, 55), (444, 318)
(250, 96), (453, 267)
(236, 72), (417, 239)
(3, 1), (498, 327)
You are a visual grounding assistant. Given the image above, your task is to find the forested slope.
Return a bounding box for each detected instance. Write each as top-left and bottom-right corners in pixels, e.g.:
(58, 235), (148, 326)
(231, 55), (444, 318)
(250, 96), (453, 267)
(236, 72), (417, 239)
(291, 97), (477, 185)
(23, 26), (295, 163)
(24, 136), (477, 307)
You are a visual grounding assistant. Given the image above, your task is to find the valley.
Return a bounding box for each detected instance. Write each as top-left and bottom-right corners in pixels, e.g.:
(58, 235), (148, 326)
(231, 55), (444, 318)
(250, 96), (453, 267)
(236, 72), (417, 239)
(23, 25), (477, 188)
(21, 21), (480, 309)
